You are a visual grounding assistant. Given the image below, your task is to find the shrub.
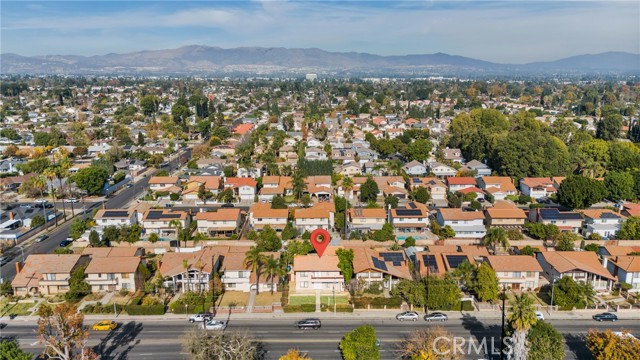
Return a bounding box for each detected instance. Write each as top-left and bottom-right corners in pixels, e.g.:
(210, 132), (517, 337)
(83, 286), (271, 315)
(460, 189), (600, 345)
(169, 193), (180, 201)
(125, 304), (166, 315)
(364, 282), (384, 295)
(506, 229), (524, 241)
(283, 304), (316, 313)
(119, 289), (130, 297)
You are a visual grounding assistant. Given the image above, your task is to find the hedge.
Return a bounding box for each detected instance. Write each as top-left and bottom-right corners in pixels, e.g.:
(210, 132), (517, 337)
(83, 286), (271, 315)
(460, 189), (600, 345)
(351, 296), (403, 309)
(125, 304), (166, 315)
(283, 304), (316, 313)
(321, 304), (353, 313)
(81, 304), (124, 314)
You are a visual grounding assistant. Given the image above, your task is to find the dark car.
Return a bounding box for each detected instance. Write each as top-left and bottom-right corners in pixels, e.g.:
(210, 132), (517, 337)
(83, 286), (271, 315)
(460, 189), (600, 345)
(296, 318), (321, 330)
(221, 203), (234, 208)
(424, 312), (448, 322)
(36, 234), (49, 242)
(59, 239), (72, 247)
(593, 312), (618, 322)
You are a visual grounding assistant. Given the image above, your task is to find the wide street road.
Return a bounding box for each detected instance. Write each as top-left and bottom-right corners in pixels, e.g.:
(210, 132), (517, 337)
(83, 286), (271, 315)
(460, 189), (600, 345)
(3, 318), (639, 360)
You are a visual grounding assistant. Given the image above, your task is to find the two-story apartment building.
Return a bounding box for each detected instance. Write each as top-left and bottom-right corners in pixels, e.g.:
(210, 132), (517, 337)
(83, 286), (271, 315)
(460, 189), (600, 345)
(220, 249), (279, 293)
(537, 251), (616, 292)
(159, 247), (221, 293)
(348, 208), (386, 232)
(84, 256), (143, 293)
(305, 176), (333, 201)
(436, 208), (486, 238)
(182, 176), (222, 201)
(12, 254), (90, 296)
(294, 202), (335, 233)
(351, 247), (412, 289)
(604, 255), (640, 292)
(390, 202), (429, 232)
(485, 201), (527, 229)
(486, 255), (543, 291)
(249, 203), (289, 232)
(529, 208), (584, 233)
(141, 209), (190, 237)
(223, 177), (257, 201)
(292, 249), (344, 293)
(258, 176), (292, 201)
(580, 209), (626, 239)
(194, 208), (243, 237)
(428, 162), (457, 178)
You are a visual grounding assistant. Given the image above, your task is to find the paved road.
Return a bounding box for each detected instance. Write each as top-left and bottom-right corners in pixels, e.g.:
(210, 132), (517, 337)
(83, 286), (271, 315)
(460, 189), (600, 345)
(0, 176), (151, 282)
(3, 318), (638, 360)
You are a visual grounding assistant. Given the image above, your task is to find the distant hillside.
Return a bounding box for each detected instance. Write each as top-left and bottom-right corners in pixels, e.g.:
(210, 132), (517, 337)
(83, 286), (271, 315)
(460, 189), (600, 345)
(1, 46), (638, 75)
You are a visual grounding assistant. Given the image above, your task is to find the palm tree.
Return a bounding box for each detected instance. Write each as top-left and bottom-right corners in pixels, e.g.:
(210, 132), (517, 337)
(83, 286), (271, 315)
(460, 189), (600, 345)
(244, 247), (265, 295)
(216, 188), (235, 204)
(169, 219), (182, 242)
(507, 294), (537, 360)
(58, 156), (75, 217)
(53, 166), (67, 218)
(292, 169), (306, 200)
(182, 259), (191, 293)
(483, 227), (509, 254)
(195, 259), (204, 294)
(43, 167), (59, 227)
(342, 176), (354, 200)
(263, 256), (281, 295)
(31, 175), (49, 231)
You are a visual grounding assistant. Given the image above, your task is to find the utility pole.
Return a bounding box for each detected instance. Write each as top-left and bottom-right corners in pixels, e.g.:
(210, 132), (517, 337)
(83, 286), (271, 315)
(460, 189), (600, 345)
(211, 254), (217, 316)
(500, 285), (507, 360)
(550, 277), (558, 313)
(333, 283), (336, 316)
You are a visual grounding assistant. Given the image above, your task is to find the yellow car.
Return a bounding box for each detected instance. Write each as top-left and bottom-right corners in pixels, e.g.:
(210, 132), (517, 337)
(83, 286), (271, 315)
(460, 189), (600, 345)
(92, 320), (117, 331)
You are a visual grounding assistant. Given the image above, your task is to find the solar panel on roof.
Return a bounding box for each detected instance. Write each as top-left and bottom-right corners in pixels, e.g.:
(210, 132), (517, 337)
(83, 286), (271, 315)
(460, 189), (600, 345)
(423, 254), (438, 273)
(446, 255), (468, 269)
(413, 178), (422, 184)
(395, 209), (422, 216)
(164, 213), (182, 219)
(408, 203), (417, 209)
(380, 252), (404, 263)
(601, 213), (621, 219)
(147, 210), (163, 219)
(104, 211), (129, 217)
(372, 256), (388, 271)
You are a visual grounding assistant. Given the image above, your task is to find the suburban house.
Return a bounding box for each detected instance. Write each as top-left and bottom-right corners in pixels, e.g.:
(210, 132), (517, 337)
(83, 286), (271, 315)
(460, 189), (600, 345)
(348, 208), (386, 232)
(220, 248), (280, 293)
(141, 209), (190, 237)
(409, 177), (447, 200)
(621, 203), (640, 218)
(415, 247), (476, 278)
(579, 209), (626, 239)
(463, 160), (492, 177)
(194, 209), (243, 237)
(604, 255), (640, 292)
(486, 255), (543, 291)
(305, 176), (333, 201)
(337, 162), (362, 177)
(447, 177), (478, 192)
(84, 256), (143, 293)
(294, 202), (335, 233)
(148, 176), (180, 192)
(536, 251), (616, 292)
(519, 177), (565, 199)
(223, 177), (258, 201)
(159, 247), (221, 293)
(351, 247), (412, 289)
(374, 176), (407, 199)
(12, 254), (90, 296)
(443, 148), (464, 163)
(428, 162), (457, 178)
(484, 201), (527, 229)
(248, 203), (289, 232)
(477, 176), (517, 201)
(435, 208), (486, 238)
(258, 176), (293, 201)
(182, 176), (222, 201)
(529, 208), (584, 233)
(93, 208), (139, 227)
(402, 160), (427, 176)
(291, 248), (344, 293)
(389, 202), (429, 233)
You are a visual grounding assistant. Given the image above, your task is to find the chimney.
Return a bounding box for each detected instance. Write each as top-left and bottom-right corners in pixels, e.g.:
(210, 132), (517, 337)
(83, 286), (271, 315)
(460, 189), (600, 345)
(602, 257), (609, 269)
(15, 261), (23, 274)
(9, 212), (14, 220)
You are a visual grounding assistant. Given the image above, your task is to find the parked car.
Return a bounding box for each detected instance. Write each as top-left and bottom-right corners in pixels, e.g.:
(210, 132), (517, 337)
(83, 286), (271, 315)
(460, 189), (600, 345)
(189, 312), (214, 323)
(59, 239), (73, 247)
(35, 234), (49, 242)
(92, 320), (117, 331)
(396, 311), (420, 322)
(424, 312), (448, 322)
(221, 203), (234, 208)
(593, 312), (618, 322)
(0, 256), (10, 266)
(64, 198), (79, 203)
(535, 311), (545, 321)
(201, 320), (227, 330)
(19, 203), (32, 209)
(296, 318), (321, 329)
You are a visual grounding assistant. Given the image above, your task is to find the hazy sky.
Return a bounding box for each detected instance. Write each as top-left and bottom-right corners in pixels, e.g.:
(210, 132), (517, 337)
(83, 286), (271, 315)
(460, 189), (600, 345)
(1, 0), (638, 63)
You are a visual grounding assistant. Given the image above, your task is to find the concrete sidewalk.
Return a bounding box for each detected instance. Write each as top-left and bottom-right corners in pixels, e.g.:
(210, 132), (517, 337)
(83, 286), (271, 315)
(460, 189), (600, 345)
(8, 308), (640, 323)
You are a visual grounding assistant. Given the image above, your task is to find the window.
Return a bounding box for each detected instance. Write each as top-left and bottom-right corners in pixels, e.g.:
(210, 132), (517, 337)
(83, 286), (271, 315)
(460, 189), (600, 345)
(526, 272), (535, 277)
(122, 273), (130, 279)
(550, 220), (557, 224)
(301, 281), (309, 288)
(227, 283), (235, 288)
(107, 274), (115, 280)
(122, 283), (130, 290)
(238, 271), (246, 278)
(45, 273), (55, 281)
(513, 272), (522, 278)
(300, 272), (308, 278)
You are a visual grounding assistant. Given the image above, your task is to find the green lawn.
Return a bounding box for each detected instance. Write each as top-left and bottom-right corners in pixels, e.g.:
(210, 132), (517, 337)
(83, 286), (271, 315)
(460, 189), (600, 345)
(0, 299), (36, 316)
(320, 295), (349, 306)
(288, 296), (316, 305)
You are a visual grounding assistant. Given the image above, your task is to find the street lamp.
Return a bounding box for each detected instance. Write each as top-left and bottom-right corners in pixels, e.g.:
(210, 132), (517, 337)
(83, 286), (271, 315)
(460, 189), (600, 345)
(550, 277), (560, 312)
(16, 245), (25, 263)
(500, 285), (507, 360)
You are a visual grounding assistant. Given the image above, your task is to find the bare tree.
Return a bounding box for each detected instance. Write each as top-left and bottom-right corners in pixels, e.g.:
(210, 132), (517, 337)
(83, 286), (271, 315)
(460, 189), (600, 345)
(182, 329), (261, 360)
(37, 303), (98, 360)
(398, 327), (463, 360)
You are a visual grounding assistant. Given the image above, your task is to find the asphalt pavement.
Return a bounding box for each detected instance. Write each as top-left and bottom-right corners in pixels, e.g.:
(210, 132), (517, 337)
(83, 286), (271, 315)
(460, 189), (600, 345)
(3, 318), (639, 360)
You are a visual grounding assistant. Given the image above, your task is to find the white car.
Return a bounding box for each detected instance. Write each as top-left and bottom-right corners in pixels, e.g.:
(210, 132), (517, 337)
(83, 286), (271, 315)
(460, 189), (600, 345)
(188, 312), (214, 323)
(201, 320), (227, 330)
(535, 311), (545, 321)
(64, 198), (79, 203)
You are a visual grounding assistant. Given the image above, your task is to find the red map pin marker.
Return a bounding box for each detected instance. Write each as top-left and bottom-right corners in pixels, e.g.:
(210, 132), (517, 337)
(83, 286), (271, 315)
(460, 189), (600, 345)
(310, 228), (330, 257)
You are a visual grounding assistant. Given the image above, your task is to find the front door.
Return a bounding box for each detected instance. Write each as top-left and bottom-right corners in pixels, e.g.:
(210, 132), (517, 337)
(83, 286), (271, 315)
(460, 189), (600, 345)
(512, 283), (520, 291)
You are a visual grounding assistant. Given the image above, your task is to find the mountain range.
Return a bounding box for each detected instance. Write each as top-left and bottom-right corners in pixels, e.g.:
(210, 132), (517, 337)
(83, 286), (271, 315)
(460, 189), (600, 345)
(1, 45), (638, 76)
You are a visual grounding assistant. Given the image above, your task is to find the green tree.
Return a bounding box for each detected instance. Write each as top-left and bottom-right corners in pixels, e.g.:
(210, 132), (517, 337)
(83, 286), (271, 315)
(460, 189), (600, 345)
(552, 276), (596, 310)
(31, 215), (45, 228)
(519, 245), (540, 256)
(557, 175), (607, 209)
(281, 222), (299, 241)
(440, 225), (456, 239)
(244, 246), (265, 295)
(65, 265), (90, 301)
(256, 225), (282, 251)
(148, 233), (160, 243)
(271, 195), (287, 209)
(604, 171), (634, 201)
(528, 321), (565, 360)
(263, 255), (281, 295)
(140, 94), (158, 116)
(618, 216), (640, 240)
(555, 232), (579, 251)
(406, 138), (433, 162)
(596, 112), (623, 141)
(371, 222), (396, 241)
(216, 188), (235, 204)
(508, 294), (537, 360)
(483, 227), (509, 254)
(403, 236), (416, 248)
(73, 166), (108, 195)
(137, 132), (145, 146)
(339, 325), (380, 360)
(0, 339), (32, 360)
(197, 183), (213, 204)
(427, 277), (461, 310)
(384, 195), (398, 209)
(359, 177), (379, 203)
(69, 218), (87, 239)
(525, 223), (560, 241)
(411, 186), (430, 204)
(89, 230), (103, 247)
(336, 248), (355, 283)
(292, 169), (306, 200)
(473, 262), (499, 302)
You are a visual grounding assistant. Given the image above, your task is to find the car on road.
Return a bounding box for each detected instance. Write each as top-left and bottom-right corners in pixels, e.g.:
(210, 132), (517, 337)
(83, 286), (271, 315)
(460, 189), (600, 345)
(189, 312), (214, 323)
(296, 318), (321, 329)
(424, 312), (448, 322)
(59, 239), (73, 247)
(92, 320), (117, 331)
(593, 312), (618, 322)
(35, 234), (49, 242)
(396, 311), (420, 322)
(64, 198), (79, 203)
(0, 256), (10, 266)
(221, 203), (234, 208)
(613, 331), (637, 340)
(19, 203), (32, 209)
(535, 311), (545, 321)
(201, 320), (227, 330)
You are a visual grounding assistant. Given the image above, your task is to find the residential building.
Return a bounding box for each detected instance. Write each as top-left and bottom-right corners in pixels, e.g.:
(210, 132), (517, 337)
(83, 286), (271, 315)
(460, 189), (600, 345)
(463, 160), (492, 177)
(294, 202), (335, 233)
(402, 160), (427, 176)
(194, 209), (243, 237)
(415, 249), (476, 278)
(484, 201), (527, 229)
(478, 176), (517, 201)
(93, 208), (139, 227)
(159, 247), (221, 293)
(182, 176), (222, 201)
(428, 162), (457, 178)
(529, 208), (584, 233)
(220, 248), (279, 293)
(537, 251), (616, 292)
(604, 255), (640, 292)
(12, 254), (90, 296)
(447, 177), (478, 192)
(409, 177), (447, 200)
(148, 176), (180, 191)
(351, 247), (412, 289)
(486, 255), (543, 291)
(141, 209), (190, 237)
(443, 148), (464, 163)
(389, 202), (429, 232)
(258, 176), (292, 201)
(84, 256), (143, 293)
(292, 248), (344, 293)
(348, 208), (386, 232)
(621, 203), (640, 218)
(436, 208), (486, 238)
(223, 177), (257, 201)
(519, 177), (565, 199)
(305, 176), (333, 201)
(580, 210), (626, 239)
(248, 203), (289, 231)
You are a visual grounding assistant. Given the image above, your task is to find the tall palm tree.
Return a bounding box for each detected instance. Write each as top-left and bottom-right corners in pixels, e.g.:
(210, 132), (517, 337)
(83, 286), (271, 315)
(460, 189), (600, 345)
(507, 294), (537, 360)
(244, 247), (265, 295)
(58, 156), (75, 217)
(263, 256), (281, 295)
(182, 259), (191, 293)
(483, 227), (509, 254)
(42, 167), (59, 227)
(53, 166), (67, 218)
(31, 175), (49, 231)
(292, 169), (306, 200)
(168, 219), (182, 241)
(342, 176), (354, 200)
